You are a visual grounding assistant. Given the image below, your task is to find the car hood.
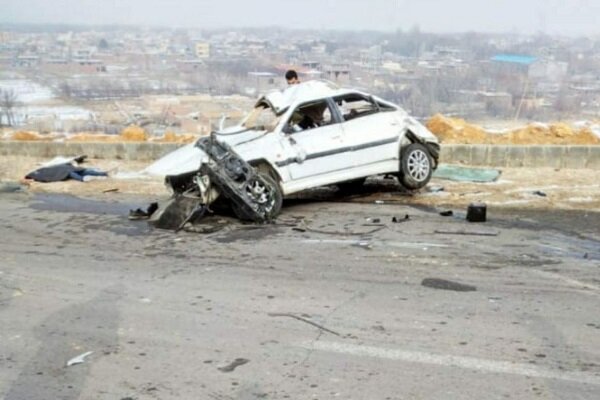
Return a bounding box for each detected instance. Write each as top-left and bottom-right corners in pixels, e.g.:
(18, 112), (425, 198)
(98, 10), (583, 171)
(212, 126), (268, 146)
(143, 126), (267, 177)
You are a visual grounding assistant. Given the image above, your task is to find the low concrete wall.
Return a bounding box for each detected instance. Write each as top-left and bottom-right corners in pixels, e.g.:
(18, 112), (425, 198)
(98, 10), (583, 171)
(0, 141), (182, 161)
(1, 141), (599, 169)
(441, 145), (600, 169)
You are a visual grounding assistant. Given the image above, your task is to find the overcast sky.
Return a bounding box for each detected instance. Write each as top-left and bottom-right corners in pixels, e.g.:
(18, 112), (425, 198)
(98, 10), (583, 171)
(1, 0), (599, 36)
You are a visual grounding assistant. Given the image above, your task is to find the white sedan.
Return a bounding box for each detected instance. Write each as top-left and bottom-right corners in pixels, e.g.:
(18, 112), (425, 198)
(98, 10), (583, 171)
(151, 80), (440, 224)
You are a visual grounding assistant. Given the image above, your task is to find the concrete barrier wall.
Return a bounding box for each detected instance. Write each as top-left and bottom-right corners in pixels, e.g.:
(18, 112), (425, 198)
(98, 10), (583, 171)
(1, 141), (599, 169)
(440, 145), (600, 169)
(0, 141), (182, 161)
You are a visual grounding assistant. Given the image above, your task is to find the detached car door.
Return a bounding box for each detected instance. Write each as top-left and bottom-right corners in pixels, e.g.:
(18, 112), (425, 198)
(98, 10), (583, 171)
(278, 99), (352, 180)
(334, 93), (400, 171)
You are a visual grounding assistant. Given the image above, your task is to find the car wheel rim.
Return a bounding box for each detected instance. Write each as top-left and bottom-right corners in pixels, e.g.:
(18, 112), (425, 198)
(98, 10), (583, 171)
(245, 179), (274, 211)
(407, 149), (430, 182)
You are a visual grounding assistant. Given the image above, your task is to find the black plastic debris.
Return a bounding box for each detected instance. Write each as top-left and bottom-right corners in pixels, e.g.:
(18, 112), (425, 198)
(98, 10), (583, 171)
(466, 202), (486, 222)
(218, 358), (249, 373)
(533, 190), (547, 197)
(392, 215), (410, 223)
(439, 210), (454, 217)
(421, 278), (477, 292)
(128, 202), (159, 221)
(148, 197), (202, 230)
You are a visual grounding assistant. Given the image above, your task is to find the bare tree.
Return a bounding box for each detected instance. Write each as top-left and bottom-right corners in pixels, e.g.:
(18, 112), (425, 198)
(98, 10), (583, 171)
(0, 89), (18, 127)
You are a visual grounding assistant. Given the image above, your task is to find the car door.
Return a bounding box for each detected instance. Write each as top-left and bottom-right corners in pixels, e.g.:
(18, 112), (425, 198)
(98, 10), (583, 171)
(334, 93), (400, 170)
(278, 99), (352, 180)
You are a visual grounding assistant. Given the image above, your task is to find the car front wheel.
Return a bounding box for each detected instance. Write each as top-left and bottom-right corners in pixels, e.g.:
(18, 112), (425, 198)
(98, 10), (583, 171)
(399, 143), (433, 190)
(232, 172), (283, 222)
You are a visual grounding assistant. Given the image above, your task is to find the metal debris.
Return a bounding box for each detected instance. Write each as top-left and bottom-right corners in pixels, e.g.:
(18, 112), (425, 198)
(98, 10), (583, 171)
(66, 351), (94, 367)
(421, 278), (477, 292)
(268, 312), (341, 337)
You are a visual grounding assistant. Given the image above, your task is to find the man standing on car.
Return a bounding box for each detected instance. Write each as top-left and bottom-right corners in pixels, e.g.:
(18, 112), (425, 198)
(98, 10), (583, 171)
(285, 70), (300, 85)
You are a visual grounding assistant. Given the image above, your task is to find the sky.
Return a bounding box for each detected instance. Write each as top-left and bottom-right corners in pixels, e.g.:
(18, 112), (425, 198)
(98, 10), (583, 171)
(1, 0), (599, 36)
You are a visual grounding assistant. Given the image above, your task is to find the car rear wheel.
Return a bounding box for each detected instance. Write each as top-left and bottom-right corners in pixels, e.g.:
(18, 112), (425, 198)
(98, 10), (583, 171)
(399, 143), (433, 190)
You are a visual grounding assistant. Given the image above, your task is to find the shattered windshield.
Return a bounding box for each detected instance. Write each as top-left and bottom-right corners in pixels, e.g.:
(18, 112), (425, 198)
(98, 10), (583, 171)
(243, 104), (280, 132)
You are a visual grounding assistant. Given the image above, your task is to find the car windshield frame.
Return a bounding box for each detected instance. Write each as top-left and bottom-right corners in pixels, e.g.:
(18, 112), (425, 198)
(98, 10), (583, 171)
(242, 103), (281, 132)
(333, 92), (396, 122)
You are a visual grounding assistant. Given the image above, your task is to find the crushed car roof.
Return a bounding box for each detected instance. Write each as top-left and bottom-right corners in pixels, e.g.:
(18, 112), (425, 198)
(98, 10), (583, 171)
(257, 80), (358, 115)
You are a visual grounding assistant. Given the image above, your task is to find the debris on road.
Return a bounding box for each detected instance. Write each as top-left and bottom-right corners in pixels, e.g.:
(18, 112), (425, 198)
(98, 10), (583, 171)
(299, 221), (385, 236)
(66, 351), (94, 367)
(392, 215), (410, 223)
(467, 202), (487, 222)
(434, 229), (498, 237)
(268, 312), (342, 337)
(439, 210), (454, 217)
(421, 278), (477, 292)
(353, 240), (373, 250)
(129, 202), (159, 220)
(427, 185), (445, 193)
(533, 190), (548, 197)
(102, 188), (119, 193)
(433, 164), (501, 183)
(218, 358), (250, 373)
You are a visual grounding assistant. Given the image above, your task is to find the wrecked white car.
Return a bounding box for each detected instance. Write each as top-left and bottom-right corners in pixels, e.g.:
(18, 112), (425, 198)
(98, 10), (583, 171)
(150, 80), (440, 227)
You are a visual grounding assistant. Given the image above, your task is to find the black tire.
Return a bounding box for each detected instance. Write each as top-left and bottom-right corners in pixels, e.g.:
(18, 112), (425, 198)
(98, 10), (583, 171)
(337, 177), (366, 194)
(232, 172), (283, 222)
(399, 143), (433, 190)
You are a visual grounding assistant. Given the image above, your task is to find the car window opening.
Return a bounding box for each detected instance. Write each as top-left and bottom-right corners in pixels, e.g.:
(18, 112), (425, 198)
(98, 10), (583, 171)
(336, 94), (394, 121)
(243, 104), (280, 132)
(287, 101), (334, 133)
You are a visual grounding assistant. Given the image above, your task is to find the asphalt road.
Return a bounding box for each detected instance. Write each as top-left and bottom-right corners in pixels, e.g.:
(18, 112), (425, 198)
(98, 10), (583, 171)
(0, 191), (599, 400)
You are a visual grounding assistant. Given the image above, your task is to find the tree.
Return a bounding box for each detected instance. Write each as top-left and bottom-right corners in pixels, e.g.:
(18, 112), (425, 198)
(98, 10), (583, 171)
(0, 89), (18, 127)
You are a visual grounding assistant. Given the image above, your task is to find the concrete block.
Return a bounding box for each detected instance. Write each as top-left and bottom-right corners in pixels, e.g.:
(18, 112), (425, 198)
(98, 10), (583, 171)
(523, 146), (549, 168)
(588, 147), (600, 169)
(487, 145), (508, 167)
(543, 146), (567, 169)
(562, 146), (590, 169)
(470, 145), (489, 166)
(439, 145), (454, 164)
(505, 146), (527, 167)
(450, 145), (472, 165)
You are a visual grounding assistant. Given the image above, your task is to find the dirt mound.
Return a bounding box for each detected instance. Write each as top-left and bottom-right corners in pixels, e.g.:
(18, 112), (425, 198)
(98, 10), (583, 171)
(151, 131), (198, 144)
(120, 125), (147, 141)
(426, 114), (488, 144)
(10, 131), (49, 141)
(65, 126), (148, 142)
(427, 114), (600, 145)
(66, 133), (115, 142)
